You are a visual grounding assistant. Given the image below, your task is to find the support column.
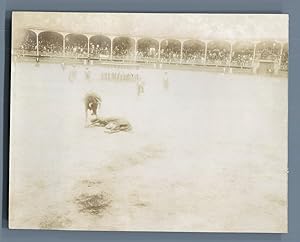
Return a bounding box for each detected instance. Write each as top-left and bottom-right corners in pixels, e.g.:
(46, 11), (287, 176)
(204, 41), (208, 65)
(33, 30), (43, 57)
(252, 43), (257, 67)
(279, 42), (284, 68)
(180, 40), (184, 64)
(134, 38), (137, 62)
(158, 40), (161, 60)
(63, 34), (66, 57)
(229, 42), (233, 67)
(87, 36), (90, 58)
(36, 33), (39, 56)
(110, 37), (114, 60)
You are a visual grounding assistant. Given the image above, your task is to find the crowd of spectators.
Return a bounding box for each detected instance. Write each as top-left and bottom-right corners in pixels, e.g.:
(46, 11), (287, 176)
(182, 48), (205, 64)
(15, 31), (288, 71)
(136, 48), (158, 62)
(206, 48), (230, 66)
(136, 48), (158, 60)
(89, 43), (110, 59)
(65, 43), (88, 58)
(160, 48), (181, 63)
(255, 45), (281, 61)
(17, 35), (36, 55)
(231, 49), (254, 67)
(112, 40), (134, 59)
(136, 39), (159, 61)
(280, 50), (288, 71)
(39, 39), (63, 56)
(113, 46), (133, 59)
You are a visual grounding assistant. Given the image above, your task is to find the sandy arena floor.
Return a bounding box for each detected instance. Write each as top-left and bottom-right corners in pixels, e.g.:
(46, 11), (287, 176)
(9, 62), (288, 232)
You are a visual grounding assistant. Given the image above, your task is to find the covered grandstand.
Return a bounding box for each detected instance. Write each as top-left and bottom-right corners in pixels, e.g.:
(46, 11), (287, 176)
(13, 27), (288, 74)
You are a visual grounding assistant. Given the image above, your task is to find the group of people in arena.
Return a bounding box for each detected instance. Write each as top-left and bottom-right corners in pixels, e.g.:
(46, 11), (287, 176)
(101, 71), (140, 82)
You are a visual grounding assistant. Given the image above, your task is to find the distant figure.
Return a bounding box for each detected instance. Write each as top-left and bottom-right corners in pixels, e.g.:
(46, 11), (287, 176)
(136, 78), (144, 96)
(163, 71), (169, 90)
(61, 62), (65, 71)
(84, 93), (102, 125)
(85, 67), (91, 80)
(69, 64), (77, 82)
(222, 67), (226, 75)
(89, 117), (132, 134)
(35, 56), (40, 67)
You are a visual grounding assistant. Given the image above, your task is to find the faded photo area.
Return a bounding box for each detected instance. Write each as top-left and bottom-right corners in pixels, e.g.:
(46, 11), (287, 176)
(9, 12), (288, 232)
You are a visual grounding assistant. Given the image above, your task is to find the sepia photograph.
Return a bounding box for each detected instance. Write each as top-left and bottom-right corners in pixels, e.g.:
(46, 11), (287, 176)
(9, 12), (288, 232)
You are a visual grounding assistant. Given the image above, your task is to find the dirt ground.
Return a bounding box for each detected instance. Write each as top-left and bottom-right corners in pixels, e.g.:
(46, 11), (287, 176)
(9, 62), (288, 232)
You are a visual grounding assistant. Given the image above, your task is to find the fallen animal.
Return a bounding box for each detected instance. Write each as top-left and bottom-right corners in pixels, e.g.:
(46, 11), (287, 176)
(89, 117), (132, 133)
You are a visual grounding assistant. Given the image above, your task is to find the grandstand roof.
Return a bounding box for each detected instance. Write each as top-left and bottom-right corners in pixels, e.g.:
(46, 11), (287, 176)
(12, 12), (288, 41)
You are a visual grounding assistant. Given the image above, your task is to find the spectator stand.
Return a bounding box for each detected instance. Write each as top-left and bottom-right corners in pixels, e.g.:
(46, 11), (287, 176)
(89, 35), (111, 60)
(13, 28), (288, 75)
(112, 36), (135, 62)
(14, 29), (37, 57)
(255, 40), (284, 75)
(136, 38), (159, 63)
(39, 31), (63, 57)
(160, 39), (181, 64)
(231, 41), (254, 69)
(206, 40), (231, 67)
(280, 43), (288, 72)
(65, 33), (88, 59)
(182, 40), (206, 65)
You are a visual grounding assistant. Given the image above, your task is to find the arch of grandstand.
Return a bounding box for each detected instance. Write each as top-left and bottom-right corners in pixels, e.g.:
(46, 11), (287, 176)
(89, 35), (111, 59)
(255, 40), (281, 61)
(160, 39), (182, 63)
(16, 29), (37, 55)
(182, 40), (206, 65)
(206, 40), (231, 66)
(112, 36), (135, 60)
(65, 33), (88, 58)
(137, 38), (159, 61)
(231, 41), (255, 67)
(38, 31), (63, 56)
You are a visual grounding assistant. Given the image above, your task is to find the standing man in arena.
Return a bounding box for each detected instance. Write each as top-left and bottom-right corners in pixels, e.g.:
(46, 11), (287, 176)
(136, 67), (144, 96)
(136, 78), (144, 96)
(84, 93), (102, 125)
(68, 64), (77, 82)
(35, 56), (40, 67)
(163, 71), (169, 90)
(85, 66), (91, 81)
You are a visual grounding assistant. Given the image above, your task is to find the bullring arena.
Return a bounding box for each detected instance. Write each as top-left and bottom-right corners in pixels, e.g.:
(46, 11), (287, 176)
(9, 20), (288, 232)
